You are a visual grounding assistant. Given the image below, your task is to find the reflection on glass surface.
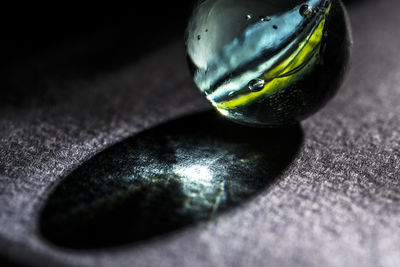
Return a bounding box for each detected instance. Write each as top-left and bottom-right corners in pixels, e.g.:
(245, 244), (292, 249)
(186, 0), (351, 126)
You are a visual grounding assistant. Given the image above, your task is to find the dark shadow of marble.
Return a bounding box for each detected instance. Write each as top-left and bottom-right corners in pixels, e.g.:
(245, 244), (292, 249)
(39, 111), (303, 249)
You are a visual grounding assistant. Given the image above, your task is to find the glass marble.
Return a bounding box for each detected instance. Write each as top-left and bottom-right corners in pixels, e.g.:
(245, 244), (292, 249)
(185, 0), (352, 126)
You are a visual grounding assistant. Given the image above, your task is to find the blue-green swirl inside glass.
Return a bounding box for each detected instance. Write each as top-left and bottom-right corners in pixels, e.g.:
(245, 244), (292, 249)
(185, 0), (352, 126)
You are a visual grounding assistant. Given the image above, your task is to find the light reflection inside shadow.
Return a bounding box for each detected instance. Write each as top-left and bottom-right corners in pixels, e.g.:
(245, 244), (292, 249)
(39, 111), (303, 249)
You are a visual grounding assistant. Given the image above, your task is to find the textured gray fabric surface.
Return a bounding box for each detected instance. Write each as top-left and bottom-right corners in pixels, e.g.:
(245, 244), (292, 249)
(1, 0), (400, 266)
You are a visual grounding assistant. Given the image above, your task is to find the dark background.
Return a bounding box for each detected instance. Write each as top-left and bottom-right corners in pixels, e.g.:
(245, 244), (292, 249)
(1, 3), (193, 67)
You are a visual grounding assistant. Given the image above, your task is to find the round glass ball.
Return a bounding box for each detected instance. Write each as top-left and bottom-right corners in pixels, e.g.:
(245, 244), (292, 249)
(185, 0), (352, 126)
